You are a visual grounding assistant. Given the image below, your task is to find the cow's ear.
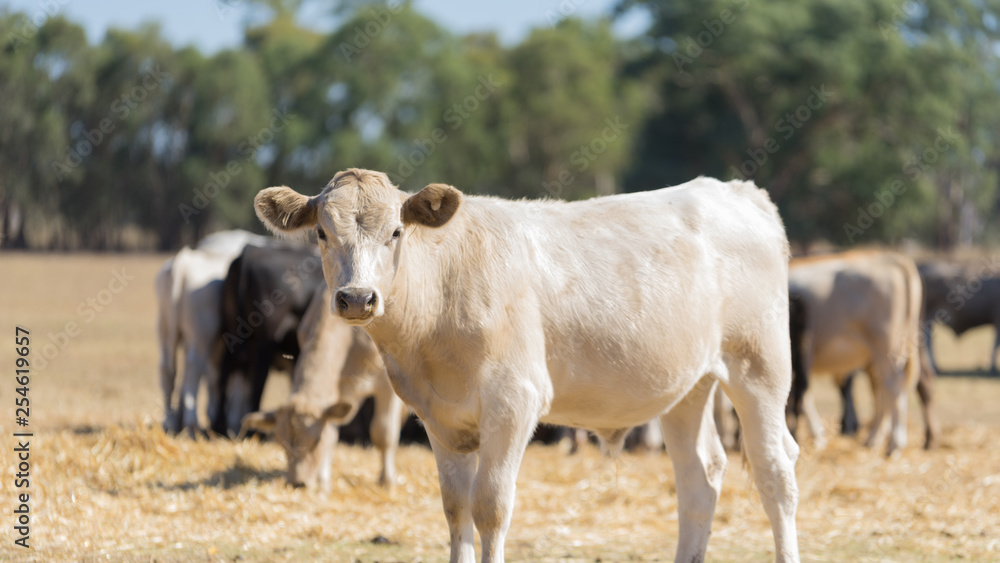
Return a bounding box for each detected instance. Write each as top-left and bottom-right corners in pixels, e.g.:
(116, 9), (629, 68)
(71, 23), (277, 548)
(255, 186), (318, 234)
(322, 402), (353, 421)
(402, 183), (462, 228)
(240, 410), (277, 436)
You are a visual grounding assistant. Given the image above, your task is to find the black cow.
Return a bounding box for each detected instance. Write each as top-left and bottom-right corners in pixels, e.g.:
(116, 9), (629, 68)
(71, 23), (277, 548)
(785, 294), (809, 439)
(920, 260), (1000, 374)
(212, 243), (325, 436)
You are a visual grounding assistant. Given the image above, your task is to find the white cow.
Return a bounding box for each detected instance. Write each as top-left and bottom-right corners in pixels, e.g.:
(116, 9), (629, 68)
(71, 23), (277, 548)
(242, 283), (407, 490)
(255, 169), (800, 563)
(155, 230), (271, 433)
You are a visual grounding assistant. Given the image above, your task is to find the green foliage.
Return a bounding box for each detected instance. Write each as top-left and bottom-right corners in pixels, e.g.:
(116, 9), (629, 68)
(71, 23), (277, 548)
(1, 0), (999, 249)
(622, 0), (1000, 246)
(503, 19), (650, 199)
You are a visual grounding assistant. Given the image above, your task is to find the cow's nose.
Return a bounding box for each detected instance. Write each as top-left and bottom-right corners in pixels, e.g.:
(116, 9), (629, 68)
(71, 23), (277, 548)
(335, 288), (378, 318)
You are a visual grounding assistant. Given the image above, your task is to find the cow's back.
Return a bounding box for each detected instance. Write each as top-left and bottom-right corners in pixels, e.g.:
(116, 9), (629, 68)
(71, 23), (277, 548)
(196, 229), (272, 257)
(432, 177), (790, 428)
(790, 250), (921, 379)
(920, 260), (1000, 334)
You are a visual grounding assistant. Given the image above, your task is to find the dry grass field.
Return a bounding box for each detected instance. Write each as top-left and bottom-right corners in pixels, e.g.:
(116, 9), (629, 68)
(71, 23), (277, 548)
(2, 253), (1000, 562)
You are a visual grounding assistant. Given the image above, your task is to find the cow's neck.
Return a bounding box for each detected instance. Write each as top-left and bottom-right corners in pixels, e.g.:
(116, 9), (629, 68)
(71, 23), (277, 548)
(361, 210), (490, 448)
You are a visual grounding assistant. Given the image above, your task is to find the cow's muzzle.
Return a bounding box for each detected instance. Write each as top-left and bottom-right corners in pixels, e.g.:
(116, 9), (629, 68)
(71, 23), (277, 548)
(335, 287), (378, 322)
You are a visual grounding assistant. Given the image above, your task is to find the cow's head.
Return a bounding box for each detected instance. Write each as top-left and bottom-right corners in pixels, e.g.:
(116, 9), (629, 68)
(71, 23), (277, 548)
(241, 399), (353, 490)
(254, 168), (461, 325)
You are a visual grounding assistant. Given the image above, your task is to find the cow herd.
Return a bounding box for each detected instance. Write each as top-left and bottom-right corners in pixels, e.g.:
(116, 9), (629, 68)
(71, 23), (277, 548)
(154, 169), (999, 562)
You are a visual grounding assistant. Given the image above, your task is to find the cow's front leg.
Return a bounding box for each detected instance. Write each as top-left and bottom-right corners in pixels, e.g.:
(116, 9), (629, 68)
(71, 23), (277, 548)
(429, 433), (478, 563)
(473, 400), (538, 562)
(801, 388), (826, 448)
(660, 377), (726, 563)
(991, 324), (1000, 374)
(159, 352), (179, 434)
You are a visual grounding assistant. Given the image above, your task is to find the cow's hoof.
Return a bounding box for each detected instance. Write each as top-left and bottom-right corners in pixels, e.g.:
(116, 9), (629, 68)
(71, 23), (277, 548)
(923, 434), (939, 450)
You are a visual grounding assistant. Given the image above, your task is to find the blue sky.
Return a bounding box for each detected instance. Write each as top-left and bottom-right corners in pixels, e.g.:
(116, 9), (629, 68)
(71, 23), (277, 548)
(6, 0), (651, 52)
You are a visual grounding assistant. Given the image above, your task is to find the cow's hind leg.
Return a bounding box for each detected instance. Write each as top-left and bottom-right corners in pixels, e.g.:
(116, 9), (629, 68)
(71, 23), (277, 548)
(991, 323), (1000, 375)
(864, 358), (907, 455)
(884, 363), (910, 456)
(429, 434), (478, 563)
(916, 355), (940, 449)
(159, 338), (179, 434)
(659, 376), (727, 563)
(839, 372), (859, 436)
(160, 358), (179, 434)
(179, 344), (211, 435)
(205, 340), (225, 434)
(723, 356), (800, 563)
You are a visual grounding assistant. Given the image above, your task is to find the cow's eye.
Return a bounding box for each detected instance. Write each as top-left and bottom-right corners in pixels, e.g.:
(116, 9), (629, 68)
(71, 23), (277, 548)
(391, 228), (402, 240)
(316, 227), (327, 241)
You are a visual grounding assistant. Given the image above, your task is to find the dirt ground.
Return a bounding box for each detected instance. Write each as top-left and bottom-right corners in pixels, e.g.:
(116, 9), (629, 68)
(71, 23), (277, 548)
(1, 253), (999, 562)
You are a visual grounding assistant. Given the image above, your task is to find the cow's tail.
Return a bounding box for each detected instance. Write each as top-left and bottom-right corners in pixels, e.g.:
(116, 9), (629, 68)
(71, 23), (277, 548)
(166, 249), (192, 361)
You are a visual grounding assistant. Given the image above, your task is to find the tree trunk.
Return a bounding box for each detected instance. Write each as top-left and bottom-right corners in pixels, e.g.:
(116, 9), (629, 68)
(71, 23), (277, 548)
(595, 172), (616, 197)
(2, 200), (28, 249)
(0, 196), (9, 249)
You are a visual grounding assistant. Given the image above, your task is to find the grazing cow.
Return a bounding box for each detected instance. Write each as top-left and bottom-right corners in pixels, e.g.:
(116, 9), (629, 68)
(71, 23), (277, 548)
(787, 250), (929, 455)
(919, 259), (1000, 374)
(212, 243), (325, 436)
(155, 230), (270, 433)
(242, 284), (407, 490)
(255, 169), (800, 562)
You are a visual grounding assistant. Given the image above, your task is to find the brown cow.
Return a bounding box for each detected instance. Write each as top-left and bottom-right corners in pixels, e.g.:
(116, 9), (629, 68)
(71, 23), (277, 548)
(788, 250), (927, 455)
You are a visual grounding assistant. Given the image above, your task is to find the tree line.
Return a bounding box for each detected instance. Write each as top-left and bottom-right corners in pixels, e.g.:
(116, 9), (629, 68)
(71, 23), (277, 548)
(2, 0), (998, 251)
